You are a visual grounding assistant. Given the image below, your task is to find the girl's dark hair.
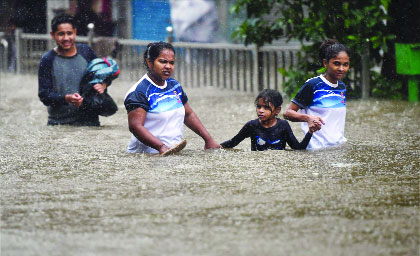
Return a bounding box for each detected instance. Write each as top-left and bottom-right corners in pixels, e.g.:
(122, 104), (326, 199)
(143, 41), (175, 70)
(319, 39), (350, 64)
(51, 14), (76, 33)
(255, 89), (283, 109)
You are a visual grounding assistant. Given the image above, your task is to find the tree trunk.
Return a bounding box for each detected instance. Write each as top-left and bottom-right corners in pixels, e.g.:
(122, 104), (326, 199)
(361, 42), (370, 99)
(257, 50), (264, 92)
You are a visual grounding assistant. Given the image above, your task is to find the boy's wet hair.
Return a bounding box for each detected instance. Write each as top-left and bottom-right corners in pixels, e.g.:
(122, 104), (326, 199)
(143, 41), (175, 70)
(51, 14), (76, 33)
(255, 89), (283, 109)
(319, 39), (350, 64)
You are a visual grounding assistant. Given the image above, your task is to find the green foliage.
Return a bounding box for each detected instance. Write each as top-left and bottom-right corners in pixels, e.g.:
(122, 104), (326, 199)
(278, 68), (313, 98)
(370, 71), (403, 99)
(279, 65), (329, 99)
(231, 0), (284, 46)
(232, 0), (397, 98)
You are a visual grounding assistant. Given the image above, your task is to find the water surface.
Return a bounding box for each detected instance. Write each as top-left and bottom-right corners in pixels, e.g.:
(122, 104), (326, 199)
(1, 73), (419, 255)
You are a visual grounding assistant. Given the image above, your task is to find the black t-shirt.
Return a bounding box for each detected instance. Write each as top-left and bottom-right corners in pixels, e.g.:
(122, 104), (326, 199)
(221, 118), (312, 151)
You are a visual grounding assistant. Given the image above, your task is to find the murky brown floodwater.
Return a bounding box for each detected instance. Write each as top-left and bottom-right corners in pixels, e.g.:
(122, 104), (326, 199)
(1, 73), (419, 256)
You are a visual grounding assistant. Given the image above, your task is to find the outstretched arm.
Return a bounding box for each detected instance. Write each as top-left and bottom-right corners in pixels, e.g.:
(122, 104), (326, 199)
(220, 123), (250, 149)
(285, 122), (313, 150)
(283, 102), (324, 132)
(183, 103), (221, 149)
(128, 108), (171, 154)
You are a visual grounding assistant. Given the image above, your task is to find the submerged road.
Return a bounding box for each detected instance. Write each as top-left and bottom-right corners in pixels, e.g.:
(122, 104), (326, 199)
(1, 73), (419, 255)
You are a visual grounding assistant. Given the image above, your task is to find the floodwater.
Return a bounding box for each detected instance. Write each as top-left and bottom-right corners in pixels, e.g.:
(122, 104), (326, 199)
(1, 73), (419, 256)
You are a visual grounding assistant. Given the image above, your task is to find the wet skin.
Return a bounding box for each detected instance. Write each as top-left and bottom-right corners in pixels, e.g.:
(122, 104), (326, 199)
(50, 23), (77, 57)
(147, 49), (175, 86)
(256, 98), (280, 128)
(323, 51), (350, 84)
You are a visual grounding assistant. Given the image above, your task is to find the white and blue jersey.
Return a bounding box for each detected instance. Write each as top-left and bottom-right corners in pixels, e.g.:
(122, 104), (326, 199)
(292, 74), (346, 149)
(124, 74), (188, 153)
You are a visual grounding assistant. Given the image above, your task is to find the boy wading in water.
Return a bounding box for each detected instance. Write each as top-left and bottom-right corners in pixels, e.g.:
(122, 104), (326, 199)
(221, 89), (315, 151)
(38, 14), (108, 126)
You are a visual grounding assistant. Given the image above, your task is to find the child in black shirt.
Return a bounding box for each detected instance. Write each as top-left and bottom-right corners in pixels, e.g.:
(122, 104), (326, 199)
(221, 89), (314, 151)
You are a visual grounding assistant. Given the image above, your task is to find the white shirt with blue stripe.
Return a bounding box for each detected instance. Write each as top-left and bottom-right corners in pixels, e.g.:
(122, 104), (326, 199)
(292, 74), (347, 150)
(124, 74), (188, 153)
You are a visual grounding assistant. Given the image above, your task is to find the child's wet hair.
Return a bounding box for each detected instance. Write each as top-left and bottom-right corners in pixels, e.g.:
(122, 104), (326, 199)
(51, 14), (76, 33)
(143, 41), (175, 70)
(319, 39), (350, 64)
(255, 89), (283, 110)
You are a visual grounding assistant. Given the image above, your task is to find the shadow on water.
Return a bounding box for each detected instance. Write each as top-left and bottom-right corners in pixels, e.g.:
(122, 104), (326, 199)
(1, 74), (419, 255)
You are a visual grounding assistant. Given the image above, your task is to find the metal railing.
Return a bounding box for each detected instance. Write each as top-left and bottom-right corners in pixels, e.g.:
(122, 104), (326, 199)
(1, 29), (301, 93)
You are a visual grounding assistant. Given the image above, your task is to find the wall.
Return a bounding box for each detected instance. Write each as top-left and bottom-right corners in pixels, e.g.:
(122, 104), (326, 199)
(131, 0), (171, 41)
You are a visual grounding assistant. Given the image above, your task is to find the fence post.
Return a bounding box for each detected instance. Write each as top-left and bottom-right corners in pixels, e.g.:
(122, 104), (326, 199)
(252, 45), (264, 92)
(15, 28), (22, 74)
(87, 23), (94, 47)
(257, 47), (264, 92)
(0, 36), (8, 72)
(166, 26), (174, 43)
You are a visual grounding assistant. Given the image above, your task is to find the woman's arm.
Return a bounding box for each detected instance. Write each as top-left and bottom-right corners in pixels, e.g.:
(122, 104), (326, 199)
(283, 102), (324, 131)
(128, 108), (171, 154)
(183, 103), (221, 149)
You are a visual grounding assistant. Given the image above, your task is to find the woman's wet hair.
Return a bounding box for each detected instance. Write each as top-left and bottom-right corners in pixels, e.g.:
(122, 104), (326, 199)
(255, 89), (283, 110)
(143, 41), (175, 70)
(319, 39), (350, 64)
(51, 14), (76, 33)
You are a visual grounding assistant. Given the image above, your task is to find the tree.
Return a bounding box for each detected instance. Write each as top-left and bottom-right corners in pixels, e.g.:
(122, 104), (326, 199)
(232, 0), (403, 99)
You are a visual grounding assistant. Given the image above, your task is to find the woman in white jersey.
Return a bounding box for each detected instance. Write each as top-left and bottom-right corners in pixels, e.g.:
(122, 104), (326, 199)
(283, 39), (350, 150)
(124, 42), (220, 154)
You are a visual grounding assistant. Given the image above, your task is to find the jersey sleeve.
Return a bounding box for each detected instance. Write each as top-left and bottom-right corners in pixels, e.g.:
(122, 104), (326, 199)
(220, 121), (252, 148)
(283, 121), (312, 149)
(291, 81), (314, 109)
(180, 87), (188, 105)
(124, 90), (149, 113)
(38, 51), (67, 106)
